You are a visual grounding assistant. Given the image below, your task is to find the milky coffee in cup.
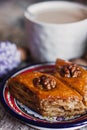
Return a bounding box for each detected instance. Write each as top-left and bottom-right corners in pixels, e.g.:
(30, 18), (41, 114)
(25, 1), (87, 62)
(35, 8), (87, 24)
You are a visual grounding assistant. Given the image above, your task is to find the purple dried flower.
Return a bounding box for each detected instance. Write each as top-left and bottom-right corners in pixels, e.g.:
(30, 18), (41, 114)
(0, 42), (21, 77)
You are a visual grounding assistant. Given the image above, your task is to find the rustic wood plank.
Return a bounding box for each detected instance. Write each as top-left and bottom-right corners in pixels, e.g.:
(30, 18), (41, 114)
(0, 102), (38, 130)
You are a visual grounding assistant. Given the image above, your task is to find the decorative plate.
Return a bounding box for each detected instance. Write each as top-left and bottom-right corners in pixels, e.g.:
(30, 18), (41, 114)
(0, 63), (87, 130)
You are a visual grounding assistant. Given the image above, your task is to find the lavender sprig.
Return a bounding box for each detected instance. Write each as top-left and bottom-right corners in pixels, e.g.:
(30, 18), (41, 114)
(0, 42), (21, 77)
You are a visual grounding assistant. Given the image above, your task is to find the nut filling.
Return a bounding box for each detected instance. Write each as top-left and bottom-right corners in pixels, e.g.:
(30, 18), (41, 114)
(33, 75), (57, 90)
(60, 64), (81, 78)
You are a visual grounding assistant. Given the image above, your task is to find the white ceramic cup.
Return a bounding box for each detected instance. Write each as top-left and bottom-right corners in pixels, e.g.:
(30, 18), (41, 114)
(25, 1), (87, 62)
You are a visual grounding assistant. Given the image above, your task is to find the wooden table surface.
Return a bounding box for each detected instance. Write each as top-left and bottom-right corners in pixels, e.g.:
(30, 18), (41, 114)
(0, 102), (38, 130)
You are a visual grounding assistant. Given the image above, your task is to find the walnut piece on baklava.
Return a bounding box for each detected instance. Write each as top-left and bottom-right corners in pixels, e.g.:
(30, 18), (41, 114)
(7, 71), (86, 118)
(54, 58), (87, 106)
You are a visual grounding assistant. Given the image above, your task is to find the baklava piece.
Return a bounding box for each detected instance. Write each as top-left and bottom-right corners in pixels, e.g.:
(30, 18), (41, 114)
(54, 58), (87, 106)
(7, 71), (86, 118)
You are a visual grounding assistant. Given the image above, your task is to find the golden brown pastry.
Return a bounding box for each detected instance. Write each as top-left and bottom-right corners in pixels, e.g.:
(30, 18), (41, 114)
(7, 71), (86, 118)
(54, 58), (87, 106)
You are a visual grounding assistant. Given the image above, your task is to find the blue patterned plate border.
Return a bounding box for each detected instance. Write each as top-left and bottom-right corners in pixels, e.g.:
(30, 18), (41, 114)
(0, 63), (87, 130)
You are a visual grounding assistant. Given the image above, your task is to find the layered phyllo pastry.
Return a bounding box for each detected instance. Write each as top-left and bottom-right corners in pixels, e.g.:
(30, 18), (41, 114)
(7, 71), (86, 118)
(54, 58), (87, 106)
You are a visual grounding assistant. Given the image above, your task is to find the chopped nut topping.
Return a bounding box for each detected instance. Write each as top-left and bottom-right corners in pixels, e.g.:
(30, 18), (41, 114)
(33, 78), (41, 86)
(33, 75), (56, 90)
(60, 64), (81, 78)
